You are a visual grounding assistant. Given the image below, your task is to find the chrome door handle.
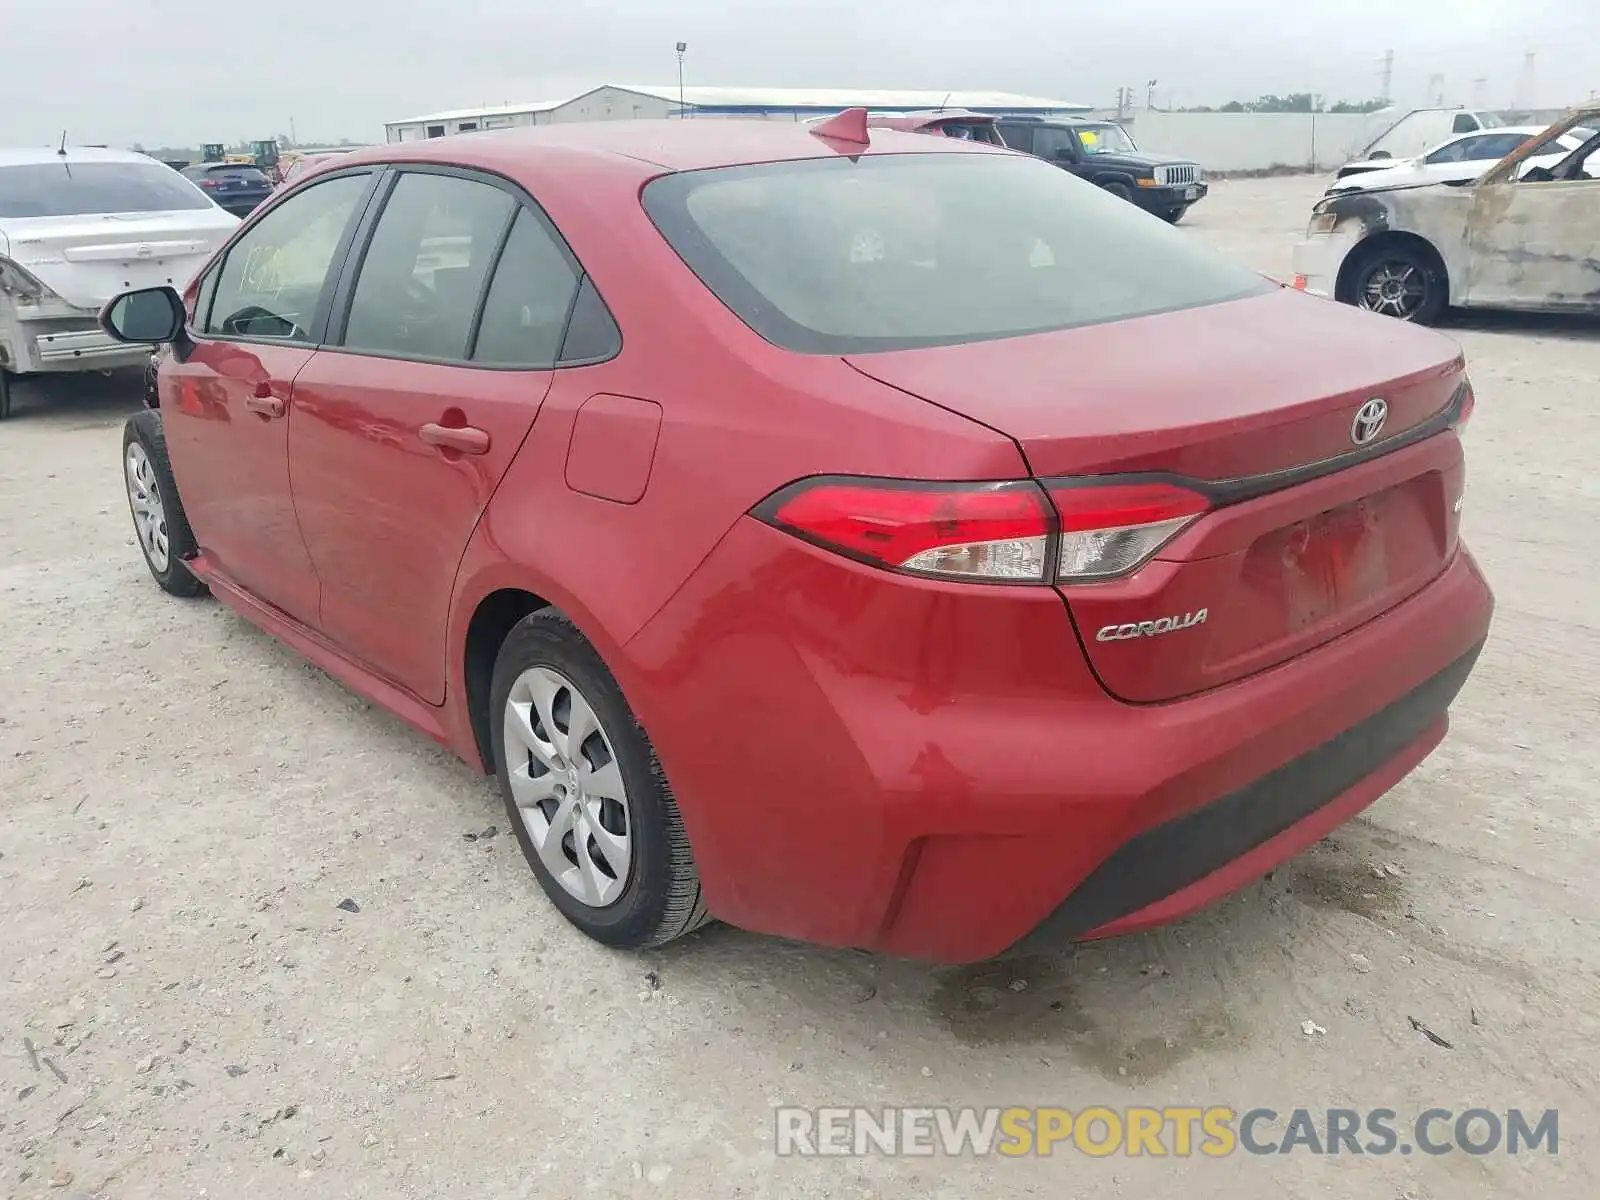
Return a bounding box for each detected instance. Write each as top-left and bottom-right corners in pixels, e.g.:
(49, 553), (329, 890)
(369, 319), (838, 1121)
(418, 422), (490, 455)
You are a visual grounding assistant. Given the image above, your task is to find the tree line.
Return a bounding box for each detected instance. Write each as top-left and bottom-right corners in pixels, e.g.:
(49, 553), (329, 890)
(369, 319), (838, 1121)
(1178, 94), (1390, 114)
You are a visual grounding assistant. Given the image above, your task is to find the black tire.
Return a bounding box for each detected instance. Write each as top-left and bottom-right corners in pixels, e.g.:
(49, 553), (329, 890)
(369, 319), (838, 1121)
(1349, 244), (1448, 325)
(122, 409), (206, 597)
(0, 369), (13, 421)
(1164, 205), (1190, 223)
(491, 609), (708, 950)
(1099, 180), (1133, 202)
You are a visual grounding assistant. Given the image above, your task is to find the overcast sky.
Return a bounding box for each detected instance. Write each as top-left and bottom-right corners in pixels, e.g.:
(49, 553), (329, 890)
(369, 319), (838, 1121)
(3, 0), (1595, 147)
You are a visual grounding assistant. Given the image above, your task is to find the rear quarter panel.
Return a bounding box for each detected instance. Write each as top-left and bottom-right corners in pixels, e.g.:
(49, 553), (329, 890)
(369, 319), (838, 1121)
(444, 144), (1028, 746)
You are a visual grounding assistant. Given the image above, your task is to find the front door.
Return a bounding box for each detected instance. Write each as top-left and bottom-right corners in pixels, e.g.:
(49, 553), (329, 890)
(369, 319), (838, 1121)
(1463, 137), (1600, 311)
(288, 168), (585, 702)
(163, 170), (378, 623)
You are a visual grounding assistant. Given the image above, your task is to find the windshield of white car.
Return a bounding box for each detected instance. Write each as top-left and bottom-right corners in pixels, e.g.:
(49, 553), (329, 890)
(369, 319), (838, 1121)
(0, 162), (213, 218)
(644, 152), (1270, 354)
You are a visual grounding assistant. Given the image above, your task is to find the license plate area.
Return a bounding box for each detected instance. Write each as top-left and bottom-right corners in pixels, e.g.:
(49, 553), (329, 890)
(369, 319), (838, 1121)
(1184, 186), (1200, 200)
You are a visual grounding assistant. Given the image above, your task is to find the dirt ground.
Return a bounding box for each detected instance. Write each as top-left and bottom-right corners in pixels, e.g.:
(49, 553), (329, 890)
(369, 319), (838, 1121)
(2, 175), (1597, 1200)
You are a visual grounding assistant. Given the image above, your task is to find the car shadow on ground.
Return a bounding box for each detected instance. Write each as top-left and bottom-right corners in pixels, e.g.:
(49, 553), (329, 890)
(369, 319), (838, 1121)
(1445, 309), (1600, 341)
(201, 597), (1403, 1086)
(643, 831), (1400, 1083)
(5, 369), (147, 424)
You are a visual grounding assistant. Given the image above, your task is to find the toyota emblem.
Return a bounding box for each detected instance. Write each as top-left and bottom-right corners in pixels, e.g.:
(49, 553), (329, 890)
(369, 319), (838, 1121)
(135, 244), (153, 258)
(1350, 397), (1388, 445)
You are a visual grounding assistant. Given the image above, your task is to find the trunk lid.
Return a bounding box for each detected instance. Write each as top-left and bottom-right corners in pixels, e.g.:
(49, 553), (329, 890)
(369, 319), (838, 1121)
(2, 211), (237, 309)
(846, 288), (1468, 702)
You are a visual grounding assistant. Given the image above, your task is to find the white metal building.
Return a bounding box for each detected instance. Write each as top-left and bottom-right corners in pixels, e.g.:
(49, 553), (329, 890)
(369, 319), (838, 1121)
(385, 84), (1090, 142)
(385, 101), (568, 142)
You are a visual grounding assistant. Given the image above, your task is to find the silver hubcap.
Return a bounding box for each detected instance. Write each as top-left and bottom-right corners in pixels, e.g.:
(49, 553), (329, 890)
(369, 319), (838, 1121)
(1359, 262), (1427, 319)
(125, 443), (170, 572)
(503, 667), (632, 908)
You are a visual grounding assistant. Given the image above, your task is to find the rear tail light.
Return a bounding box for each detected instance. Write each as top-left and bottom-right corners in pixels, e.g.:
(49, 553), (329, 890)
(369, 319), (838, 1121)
(1451, 378), (1475, 431)
(753, 476), (1210, 584)
(0, 256), (55, 305)
(756, 478), (1052, 582)
(1047, 481), (1210, 580)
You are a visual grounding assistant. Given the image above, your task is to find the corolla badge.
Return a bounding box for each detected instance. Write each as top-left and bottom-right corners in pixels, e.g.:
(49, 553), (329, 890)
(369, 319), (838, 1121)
(1096, 609), (1208, 642)
(1350, 397), (1389, 445)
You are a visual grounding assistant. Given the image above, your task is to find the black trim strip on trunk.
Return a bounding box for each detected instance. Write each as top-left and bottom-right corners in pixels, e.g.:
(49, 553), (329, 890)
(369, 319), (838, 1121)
(1043, 380), (1469, 509)
(1006, 637), (1484, 952)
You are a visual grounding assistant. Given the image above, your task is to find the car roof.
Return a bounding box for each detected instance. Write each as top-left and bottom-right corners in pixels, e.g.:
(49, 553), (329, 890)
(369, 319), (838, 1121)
(333, 118), (1000, 177)
(0, 145), (163, 167)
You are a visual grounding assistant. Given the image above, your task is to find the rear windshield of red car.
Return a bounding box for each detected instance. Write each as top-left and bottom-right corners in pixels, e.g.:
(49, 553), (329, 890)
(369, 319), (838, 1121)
(642, 152), (1268, 354)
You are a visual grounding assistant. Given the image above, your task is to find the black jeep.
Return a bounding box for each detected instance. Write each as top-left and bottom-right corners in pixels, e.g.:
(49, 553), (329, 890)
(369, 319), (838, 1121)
(995, 117), (1207, 222)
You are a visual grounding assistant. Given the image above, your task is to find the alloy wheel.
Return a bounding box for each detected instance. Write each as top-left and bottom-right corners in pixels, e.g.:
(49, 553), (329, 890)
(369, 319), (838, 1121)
(1358, 260), (1428, 320)
(125, 443), (170, 572)
(502, 666), (633, 908)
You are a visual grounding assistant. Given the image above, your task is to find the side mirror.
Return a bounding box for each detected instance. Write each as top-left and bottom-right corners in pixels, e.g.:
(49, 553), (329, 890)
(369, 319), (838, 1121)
(100, 286), (185, 345)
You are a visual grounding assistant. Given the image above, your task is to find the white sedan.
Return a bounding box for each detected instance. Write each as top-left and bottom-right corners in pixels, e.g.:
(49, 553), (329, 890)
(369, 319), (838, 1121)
(0, 146), (239, 418)
(1326, 125), (1591, 195)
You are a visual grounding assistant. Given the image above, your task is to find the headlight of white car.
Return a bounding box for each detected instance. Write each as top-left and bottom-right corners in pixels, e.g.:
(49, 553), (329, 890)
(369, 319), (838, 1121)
(1307, 200), (1338, 236)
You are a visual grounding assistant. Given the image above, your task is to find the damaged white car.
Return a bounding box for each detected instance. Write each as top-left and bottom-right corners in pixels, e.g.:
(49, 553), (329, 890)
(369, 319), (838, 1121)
(0, 147), (238, 419)
(1292, 105), (1600, 324)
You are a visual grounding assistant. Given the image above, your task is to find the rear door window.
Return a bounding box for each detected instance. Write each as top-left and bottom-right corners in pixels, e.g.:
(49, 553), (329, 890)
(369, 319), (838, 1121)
(470, 208), (582, 366)
(1031, 127), (1081, 161)
(1473, 133), (1533, 160)
(339, 171), (515, 361)
(644, 152), (1270, 354)
(0, 161), (212, 217)
(204, 173), (372, 341)
(997, 124), (1035, 152)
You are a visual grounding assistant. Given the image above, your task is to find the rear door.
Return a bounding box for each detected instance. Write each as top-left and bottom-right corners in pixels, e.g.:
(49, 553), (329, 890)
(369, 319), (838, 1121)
(163, 169), (379, 623)
(287, 167), (585, 702)
(1030, 126), (1089, 179)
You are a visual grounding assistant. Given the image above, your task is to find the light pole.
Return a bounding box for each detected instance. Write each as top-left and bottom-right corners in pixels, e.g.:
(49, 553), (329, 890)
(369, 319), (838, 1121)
(675, 42), (688, 117)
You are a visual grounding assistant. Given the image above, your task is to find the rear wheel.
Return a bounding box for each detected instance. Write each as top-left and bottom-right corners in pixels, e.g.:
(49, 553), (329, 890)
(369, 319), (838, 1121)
(491, 610), (709, 950)
(123, 409), (206, 597)
(0, 369), (13, 420)
(1351, 245), (1447, 324)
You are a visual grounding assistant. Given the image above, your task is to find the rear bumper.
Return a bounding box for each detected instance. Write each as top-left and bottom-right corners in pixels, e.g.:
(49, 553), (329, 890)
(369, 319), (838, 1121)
(1010, 635), (1480, 949)
(0, 306), (151, 375)
(213, 194), (269, 216)
(624, 517), (1494, 963)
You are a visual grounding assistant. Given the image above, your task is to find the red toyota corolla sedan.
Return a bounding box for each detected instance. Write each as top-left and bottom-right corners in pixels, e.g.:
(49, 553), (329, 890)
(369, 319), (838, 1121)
(100, 112), (1492, 963)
